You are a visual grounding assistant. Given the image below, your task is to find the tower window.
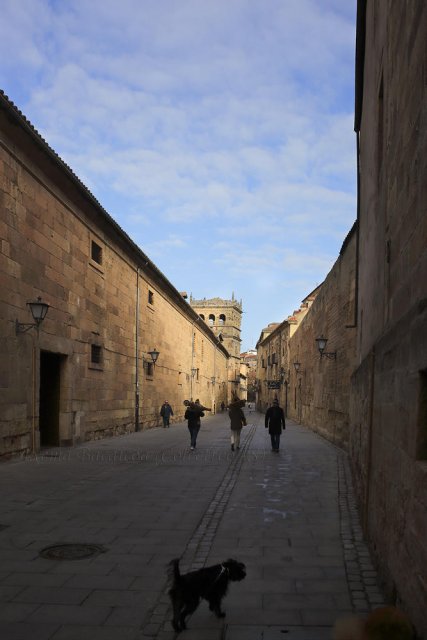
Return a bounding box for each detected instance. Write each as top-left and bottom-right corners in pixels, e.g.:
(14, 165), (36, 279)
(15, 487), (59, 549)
(209, 314), (215, 326)
(219, 314), (226, 325)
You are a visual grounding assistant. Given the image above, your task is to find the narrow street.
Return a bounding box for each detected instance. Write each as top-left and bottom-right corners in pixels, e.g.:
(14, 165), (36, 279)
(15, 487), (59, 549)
(0, 411), (385, 640)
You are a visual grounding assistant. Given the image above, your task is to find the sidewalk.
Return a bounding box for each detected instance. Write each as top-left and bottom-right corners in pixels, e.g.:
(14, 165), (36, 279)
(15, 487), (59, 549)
(0, 411), (386, 640)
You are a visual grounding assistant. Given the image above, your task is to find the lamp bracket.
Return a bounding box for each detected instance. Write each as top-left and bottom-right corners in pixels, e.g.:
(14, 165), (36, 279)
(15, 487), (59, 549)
(320, 351), (337, 360)
(16, 320), (38, 335)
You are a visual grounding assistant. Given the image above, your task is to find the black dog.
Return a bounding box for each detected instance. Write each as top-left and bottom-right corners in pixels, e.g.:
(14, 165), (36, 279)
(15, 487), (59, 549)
(168, 557), (246, 632)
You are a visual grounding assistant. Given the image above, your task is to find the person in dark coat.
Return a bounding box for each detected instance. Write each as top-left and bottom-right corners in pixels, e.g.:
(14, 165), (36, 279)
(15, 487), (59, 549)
(228, 401), (247, 451)
(265, 398), (285, 452)
(160, 401), (174, 427)
(185, 402), (204, 450)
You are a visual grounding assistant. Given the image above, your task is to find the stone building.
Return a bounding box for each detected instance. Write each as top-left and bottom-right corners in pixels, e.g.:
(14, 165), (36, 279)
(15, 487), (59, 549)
(0, 91), (229, 458)
(256, 287), (320, 415)
(287, 225), (357, 448)
(189, 295), (243, 400)
(349, 1), (427, 633)
(241, 350), (257, 402)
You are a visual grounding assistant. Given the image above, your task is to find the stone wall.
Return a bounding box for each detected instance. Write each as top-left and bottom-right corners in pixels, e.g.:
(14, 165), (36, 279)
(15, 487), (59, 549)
(256, 292), (319, 416)
(0, 93), (228, 458)
(288, 227), (357, 448)
(350, 1), (427, 634)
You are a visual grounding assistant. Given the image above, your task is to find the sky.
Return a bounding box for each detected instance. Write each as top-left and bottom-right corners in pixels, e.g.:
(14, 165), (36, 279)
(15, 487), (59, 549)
(0, 0), (357, 351)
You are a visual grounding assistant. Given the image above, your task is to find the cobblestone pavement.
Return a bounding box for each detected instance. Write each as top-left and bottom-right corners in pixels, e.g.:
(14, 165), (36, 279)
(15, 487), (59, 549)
(0, 411), (386, 640)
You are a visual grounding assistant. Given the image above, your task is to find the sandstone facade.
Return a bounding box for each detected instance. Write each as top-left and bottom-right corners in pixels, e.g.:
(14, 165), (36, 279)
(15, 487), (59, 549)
(0, 92), (228, 458)
(257, 3), (427, 633)
(288, 227), (357, 448)
(190, 295), (244, 399)
(256, 287), (321, 417)
(350, 1), (427, 633)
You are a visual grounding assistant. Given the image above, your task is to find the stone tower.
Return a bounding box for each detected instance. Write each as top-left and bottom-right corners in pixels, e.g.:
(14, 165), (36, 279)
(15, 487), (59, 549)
(189, 294), (243, 401)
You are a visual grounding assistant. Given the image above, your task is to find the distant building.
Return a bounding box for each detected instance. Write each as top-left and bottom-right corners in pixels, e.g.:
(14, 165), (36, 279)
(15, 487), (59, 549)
(256, 288), (321, 414)
(241, 350), (257, 402)
(189, 295), (243, 401)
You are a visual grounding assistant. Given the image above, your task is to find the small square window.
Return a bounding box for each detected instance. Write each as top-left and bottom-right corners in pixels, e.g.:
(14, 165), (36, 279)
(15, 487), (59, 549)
(91, 344), (102, 364)
(91, 241), (103, 265)
(148, 290), (154, 305)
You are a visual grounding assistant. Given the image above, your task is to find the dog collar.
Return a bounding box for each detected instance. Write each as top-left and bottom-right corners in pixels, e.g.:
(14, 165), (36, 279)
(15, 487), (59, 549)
(213, 564), (228, 584)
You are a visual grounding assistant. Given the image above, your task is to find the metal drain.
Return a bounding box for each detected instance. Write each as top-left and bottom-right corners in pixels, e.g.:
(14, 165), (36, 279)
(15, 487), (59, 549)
(39, 543), (107, 560)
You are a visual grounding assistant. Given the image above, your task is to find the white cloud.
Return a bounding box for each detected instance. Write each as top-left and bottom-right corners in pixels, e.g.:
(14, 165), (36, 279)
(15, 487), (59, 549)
(1, 0), (357, 350)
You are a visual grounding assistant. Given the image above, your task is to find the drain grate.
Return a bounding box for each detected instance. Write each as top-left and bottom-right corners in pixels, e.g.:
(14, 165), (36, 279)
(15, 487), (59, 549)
(39, 543), (107, 560)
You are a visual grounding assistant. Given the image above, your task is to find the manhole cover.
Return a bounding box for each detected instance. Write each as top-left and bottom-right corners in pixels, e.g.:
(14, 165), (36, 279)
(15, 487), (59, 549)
(39, 543), (107, 560)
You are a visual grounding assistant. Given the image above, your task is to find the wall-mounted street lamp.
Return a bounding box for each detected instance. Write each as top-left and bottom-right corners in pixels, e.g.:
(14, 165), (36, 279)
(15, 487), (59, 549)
(147, 348), (160, 364)
(315, 336), (336, 360)
(143, 349), (160, 364)
(16, 297), (49, 334)
(191, 367), (198, 377)
(211, 376), (216, 385)
(293, 361), (302, 373)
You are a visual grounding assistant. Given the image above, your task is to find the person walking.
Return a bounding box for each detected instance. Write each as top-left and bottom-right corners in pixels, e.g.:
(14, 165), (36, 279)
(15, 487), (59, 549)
(228, 399), (247, 451)
(160, 401), (174, 428)
(265, 398), (285, 452)
(185, 401), (204, 450)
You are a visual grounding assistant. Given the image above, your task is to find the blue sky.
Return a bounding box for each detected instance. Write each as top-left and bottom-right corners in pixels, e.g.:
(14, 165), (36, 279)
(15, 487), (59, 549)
(1, 0), (357, 351)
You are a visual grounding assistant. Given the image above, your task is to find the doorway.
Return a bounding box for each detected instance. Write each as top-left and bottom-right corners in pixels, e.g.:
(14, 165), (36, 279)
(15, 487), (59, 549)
(39, 351), (63, 447)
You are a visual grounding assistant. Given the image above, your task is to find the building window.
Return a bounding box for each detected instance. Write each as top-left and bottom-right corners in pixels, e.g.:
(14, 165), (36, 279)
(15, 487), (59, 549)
(89, 344), (103, 370)
(219, 314), (226, 325)
(148, 290), (154, 305)
(417, 369), (427, 460)
(209, 314), (215, 326)
(146, 361), (154, 377)
(199, 314), (205, 320)
(91, 240), (103, 265)
(91, 344), (102, 364)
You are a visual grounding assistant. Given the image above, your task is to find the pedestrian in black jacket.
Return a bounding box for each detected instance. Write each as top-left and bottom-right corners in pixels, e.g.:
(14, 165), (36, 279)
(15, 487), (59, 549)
(185, 400), (205, 450)
(265, 398), (285, 452)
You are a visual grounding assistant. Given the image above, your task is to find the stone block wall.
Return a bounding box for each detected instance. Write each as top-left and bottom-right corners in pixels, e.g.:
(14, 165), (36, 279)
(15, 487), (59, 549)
(287, 227), (357, 448)
(351, 1), (427, 634)
(0, 94), (228, 457)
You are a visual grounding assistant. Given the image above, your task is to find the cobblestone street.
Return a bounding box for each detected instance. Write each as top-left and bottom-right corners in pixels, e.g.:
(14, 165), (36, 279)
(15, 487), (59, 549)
(0, 411), (385, 639)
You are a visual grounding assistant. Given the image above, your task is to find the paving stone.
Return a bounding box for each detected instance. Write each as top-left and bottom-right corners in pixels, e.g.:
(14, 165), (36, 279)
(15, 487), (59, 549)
(0, 416), (387, 639)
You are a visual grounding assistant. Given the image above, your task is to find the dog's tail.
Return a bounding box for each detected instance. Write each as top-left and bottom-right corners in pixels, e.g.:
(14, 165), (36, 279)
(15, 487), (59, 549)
(168, 558), (181, 583)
